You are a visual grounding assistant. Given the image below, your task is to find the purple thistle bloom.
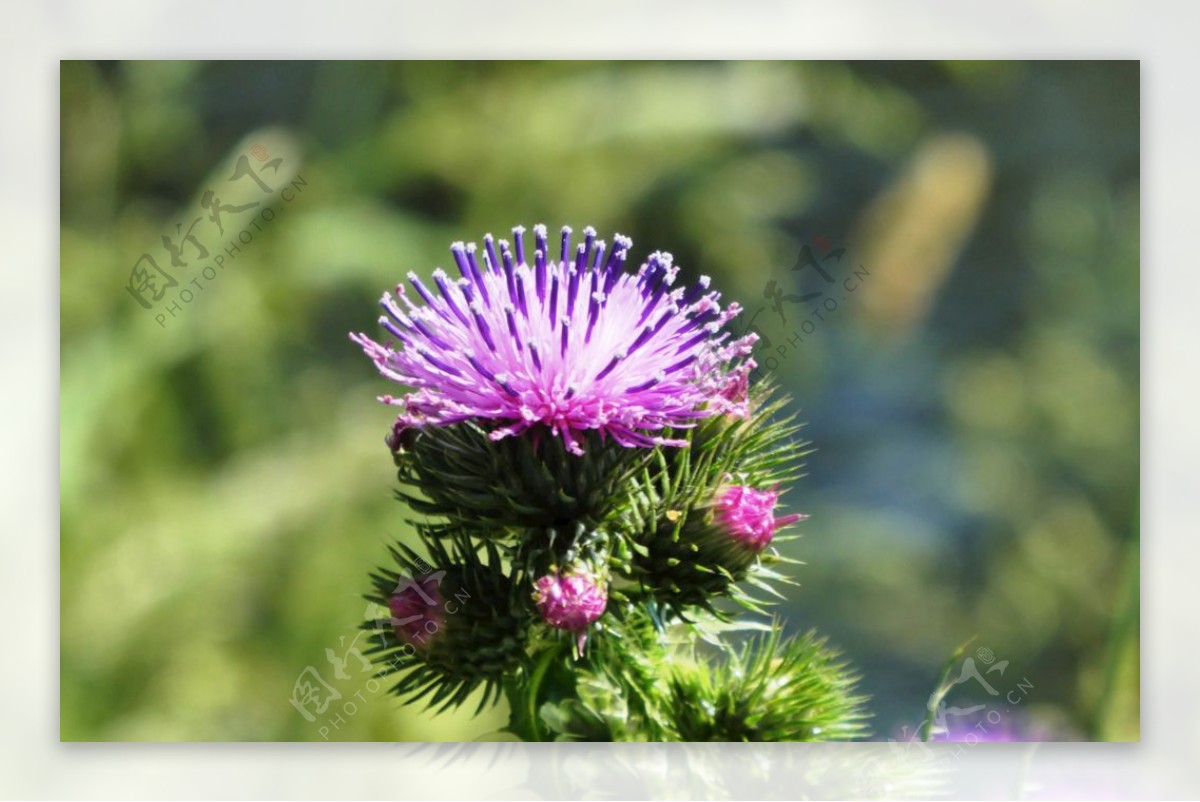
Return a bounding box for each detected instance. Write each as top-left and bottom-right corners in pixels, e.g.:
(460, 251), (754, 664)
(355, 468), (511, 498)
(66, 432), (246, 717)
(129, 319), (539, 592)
(715, 485), (806, 552)
(351, 224), (758, 455)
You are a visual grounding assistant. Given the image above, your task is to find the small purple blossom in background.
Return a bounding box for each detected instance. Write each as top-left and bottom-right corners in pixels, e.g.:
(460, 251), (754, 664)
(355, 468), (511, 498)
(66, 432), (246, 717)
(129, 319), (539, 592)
(533, 569), (608, 654)
(932, 713), (1056, 743)
(351, 224), (758, 455)
(715, 485), (806, 551)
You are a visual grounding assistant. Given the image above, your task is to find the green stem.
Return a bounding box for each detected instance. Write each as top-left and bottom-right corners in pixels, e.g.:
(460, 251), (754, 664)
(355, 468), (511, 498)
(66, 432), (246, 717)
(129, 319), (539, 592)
(503, 645), (560, 742)
(525, 647), (557, 741)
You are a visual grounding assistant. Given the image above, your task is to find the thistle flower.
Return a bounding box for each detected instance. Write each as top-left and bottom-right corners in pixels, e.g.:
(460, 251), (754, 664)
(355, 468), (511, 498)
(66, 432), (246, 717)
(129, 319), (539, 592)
(533, 568), (608, 654)
(715, 484), (805, 553)
(628, 403), (808, 615)
(351, 224), (757, 455)
(351, 227), (861, 741)
(533, 570), (608, 630)
(634, 485), (803, 615)
(364, 533), (531, 712)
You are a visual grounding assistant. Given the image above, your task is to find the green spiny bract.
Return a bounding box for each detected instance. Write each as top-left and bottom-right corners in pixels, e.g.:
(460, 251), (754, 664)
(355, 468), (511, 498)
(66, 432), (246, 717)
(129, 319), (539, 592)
(362, 530), (532, 713)
(667, 628), (871, 742)
(516, 611), (871, 743)
(621, 388), (809, 617)
(390, 386), (807, 616)
(511, 604), (676, 742)
(392, 422), (650, 532)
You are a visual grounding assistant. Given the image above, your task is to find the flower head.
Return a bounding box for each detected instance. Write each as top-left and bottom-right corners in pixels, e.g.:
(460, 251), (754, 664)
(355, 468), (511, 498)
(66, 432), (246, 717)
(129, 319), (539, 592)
(533, 569), (608, 631)
(352, 224), (757, 455)
(715, 484), (805, 552)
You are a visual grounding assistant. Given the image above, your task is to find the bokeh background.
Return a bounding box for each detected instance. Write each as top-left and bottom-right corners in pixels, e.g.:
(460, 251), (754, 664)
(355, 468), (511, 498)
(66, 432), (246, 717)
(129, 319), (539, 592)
(60, 60), (1139, 742)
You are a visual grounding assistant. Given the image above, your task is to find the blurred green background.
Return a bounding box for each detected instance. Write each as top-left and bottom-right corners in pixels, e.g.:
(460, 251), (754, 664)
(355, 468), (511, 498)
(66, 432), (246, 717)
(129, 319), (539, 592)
(60, 61), (1139, 742)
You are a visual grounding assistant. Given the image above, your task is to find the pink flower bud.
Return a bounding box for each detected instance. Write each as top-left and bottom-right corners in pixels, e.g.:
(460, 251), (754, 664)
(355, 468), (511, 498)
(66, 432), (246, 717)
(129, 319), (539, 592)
(533, 570), (608, 632)
(387, 577), (444, 648)
(715, 485), (805, 552)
